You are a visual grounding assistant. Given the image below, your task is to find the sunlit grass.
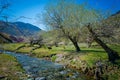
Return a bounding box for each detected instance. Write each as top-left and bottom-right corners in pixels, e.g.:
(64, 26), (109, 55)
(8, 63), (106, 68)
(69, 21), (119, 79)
(33, 47), (63, 58)
(0, 43), (25, 51)
(1, 43), (120, 65)
(0, 43), (120, 79)
(17, 47), (34, 53)
(33, 48), (52, 57)
(80, 48), (107, 66)
(78, 44), (120, 66)
(109, 44), (120, 54)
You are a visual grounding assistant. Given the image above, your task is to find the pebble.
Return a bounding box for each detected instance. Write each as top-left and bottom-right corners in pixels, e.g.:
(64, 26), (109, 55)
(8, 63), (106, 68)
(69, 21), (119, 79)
(59, 70), (67, 75)
(35, 77), (46, 80)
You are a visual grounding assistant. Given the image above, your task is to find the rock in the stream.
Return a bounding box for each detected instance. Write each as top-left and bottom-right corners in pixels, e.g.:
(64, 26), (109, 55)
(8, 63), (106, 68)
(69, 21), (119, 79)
(23, 66), (31, 71)
(35, 77), (46, 80)
(0, 75), (5, 79)
(59, 70), (67, 75)
(27, 78), (34, 80)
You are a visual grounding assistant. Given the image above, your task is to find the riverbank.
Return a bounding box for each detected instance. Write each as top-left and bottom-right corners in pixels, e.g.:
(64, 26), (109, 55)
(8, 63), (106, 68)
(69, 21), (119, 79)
(0, 53), (27, 80)
(0, 43), (120, 80)
(2, 51), (86, 80)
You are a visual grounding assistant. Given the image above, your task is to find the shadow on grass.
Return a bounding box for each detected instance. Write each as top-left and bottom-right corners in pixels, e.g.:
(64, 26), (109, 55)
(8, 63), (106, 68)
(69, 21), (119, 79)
(81, 50), (105, 53)
(62, 49), (105, 54)
(63, 49), (75, 52)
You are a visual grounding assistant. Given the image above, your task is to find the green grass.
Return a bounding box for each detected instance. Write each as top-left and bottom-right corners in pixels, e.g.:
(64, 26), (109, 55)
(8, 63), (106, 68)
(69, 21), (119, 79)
(0, 43), (120, 63)
(79, 47), (107, 66)
(32, 47), (62, 58)
(17, 46), (34, 53)
(0, 53), (26, 80)
(0, 43), (120, 66)
(109, 44), (120, 53)
(0, 43), (25, 51)
(80, 53), (107, 66)
(0, 43), (120, 80)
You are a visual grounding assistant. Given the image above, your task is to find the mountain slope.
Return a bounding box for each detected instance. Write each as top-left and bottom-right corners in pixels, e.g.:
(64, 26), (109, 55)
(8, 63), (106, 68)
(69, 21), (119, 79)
(0, 21), (41, 37)
(0, 33), (13, 43)
(13, 22), (41, 36)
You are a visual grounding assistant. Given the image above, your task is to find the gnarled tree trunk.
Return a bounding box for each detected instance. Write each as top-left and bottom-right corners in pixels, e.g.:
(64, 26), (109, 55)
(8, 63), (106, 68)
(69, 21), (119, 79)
(73, 41), (81, 52)
(87, 24), (119, 63)
(69, 37), (81, 52)
(61, 27), (81, 52)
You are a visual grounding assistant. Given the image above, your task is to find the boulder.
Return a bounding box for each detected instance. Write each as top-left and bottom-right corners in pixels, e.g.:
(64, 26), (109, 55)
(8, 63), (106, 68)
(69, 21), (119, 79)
(0, 75), (5, 79)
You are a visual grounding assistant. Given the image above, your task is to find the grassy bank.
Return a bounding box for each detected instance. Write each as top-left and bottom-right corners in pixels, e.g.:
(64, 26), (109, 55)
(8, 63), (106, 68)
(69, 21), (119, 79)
(0, 43), (120, 80)
(0, 53), (27, 80)
(1, 43), (120, 64)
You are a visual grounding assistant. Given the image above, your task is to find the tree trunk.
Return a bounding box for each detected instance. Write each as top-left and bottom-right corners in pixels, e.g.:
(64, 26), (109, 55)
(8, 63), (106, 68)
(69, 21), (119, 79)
(60, 27), (81, 52)
(87, 24), (119, 63)
(68, 36), (81, 52)
(72, 40), (81, 52)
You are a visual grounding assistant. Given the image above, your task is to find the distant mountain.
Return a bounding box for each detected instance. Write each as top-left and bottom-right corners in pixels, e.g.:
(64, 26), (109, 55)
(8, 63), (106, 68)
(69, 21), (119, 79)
(0, 21), (42, 43)
(0, 32), (25, 43)
(111, 10), (120, 16)
(0, 21), (41, 37)
(106, 10), (120, 26)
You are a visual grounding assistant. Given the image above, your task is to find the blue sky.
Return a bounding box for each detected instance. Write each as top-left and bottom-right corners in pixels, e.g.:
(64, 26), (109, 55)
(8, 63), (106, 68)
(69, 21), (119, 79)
(3, 0), (120, 30)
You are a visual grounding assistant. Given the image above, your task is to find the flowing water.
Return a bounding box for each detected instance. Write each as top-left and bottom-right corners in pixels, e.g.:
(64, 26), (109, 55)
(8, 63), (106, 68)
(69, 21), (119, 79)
(1, 50), (85, 80)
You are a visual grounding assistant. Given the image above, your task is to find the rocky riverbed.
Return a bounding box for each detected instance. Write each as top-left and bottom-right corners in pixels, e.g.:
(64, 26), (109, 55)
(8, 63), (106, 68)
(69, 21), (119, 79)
(2, 51), (85, 80)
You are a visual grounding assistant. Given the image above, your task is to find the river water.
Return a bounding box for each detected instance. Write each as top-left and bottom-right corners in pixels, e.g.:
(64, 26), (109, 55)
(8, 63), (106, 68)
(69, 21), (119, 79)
(1, 50), (85, 80)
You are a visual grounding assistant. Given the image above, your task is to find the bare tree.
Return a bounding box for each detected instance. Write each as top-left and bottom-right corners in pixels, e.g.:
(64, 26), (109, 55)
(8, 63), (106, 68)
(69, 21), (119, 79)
(42, 0), (119, 62)
(86, 23), (119, 63)
(42, 0), (81, 52)
(69, 2), (120, 63)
